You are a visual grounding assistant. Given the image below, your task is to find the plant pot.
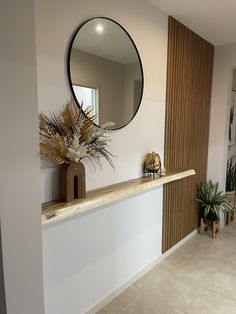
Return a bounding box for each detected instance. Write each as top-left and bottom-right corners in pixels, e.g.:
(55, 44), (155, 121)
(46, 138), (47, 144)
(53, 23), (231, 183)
(205, 211), (219, 221)
(61, 161), (86, 202)
(199, 208), (220, 238)
(200, 207), (219, 221)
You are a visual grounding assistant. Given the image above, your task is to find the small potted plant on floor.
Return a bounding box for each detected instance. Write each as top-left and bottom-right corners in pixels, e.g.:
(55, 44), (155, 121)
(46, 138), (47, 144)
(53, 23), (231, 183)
(225, 157), (236, 223)
(197, 180), (233, 237)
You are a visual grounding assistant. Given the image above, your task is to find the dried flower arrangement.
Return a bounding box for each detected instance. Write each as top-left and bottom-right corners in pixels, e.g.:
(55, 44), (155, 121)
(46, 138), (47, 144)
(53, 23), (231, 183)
(39, 98), (114, 169)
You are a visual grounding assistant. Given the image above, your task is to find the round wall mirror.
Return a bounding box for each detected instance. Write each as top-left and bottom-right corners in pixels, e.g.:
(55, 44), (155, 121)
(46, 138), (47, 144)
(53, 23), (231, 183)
(67, 17), (144, 130)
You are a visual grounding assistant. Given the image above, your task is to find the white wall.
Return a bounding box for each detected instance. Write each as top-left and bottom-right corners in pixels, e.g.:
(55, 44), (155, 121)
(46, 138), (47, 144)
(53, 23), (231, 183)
(0, 0), (45, 313)
(207, 43), (236, 227)
(36, 0), (168, 203)
(124, 62), (142, 121)
(207, 43), (236, 190)
(228, 71), (236, 161)
(35, 0), (168, 313)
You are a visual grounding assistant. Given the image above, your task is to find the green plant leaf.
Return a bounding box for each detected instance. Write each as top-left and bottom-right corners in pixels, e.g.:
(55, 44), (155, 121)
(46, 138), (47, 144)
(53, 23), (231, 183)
(196, 180), (233, 220)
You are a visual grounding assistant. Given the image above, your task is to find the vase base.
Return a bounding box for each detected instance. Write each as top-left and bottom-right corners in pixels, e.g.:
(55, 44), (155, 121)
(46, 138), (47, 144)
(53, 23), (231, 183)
(61, 162), (86, 202)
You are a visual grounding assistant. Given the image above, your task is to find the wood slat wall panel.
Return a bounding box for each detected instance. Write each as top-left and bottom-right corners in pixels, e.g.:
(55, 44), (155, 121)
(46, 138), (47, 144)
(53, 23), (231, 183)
(162, 17), (214, 253)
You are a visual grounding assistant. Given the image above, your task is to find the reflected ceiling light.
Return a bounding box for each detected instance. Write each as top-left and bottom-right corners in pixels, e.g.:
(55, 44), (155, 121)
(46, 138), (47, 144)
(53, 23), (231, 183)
(95, 24), (104, 34)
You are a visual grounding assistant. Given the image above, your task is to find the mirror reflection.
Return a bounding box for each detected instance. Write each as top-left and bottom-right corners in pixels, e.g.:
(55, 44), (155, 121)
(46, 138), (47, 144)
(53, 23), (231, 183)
(68, 17), (143, 130)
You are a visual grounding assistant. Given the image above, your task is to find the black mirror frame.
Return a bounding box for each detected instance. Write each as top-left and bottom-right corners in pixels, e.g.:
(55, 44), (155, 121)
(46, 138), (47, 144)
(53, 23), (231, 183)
(67, 17), (144, 131)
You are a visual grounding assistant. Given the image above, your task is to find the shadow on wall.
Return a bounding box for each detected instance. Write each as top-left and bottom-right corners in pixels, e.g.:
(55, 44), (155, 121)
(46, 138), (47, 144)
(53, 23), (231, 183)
(0, 222), (7, 314)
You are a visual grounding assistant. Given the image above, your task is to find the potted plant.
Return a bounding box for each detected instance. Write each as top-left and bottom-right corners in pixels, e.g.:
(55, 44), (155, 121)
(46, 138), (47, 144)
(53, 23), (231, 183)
(197, 181), (233, 237)
(39, 98), (114, 202)
(226, 157), (236, 211)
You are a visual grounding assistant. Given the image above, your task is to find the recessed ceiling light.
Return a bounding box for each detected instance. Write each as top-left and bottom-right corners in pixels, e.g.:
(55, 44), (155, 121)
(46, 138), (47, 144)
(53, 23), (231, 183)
(95, 24), (104, 34)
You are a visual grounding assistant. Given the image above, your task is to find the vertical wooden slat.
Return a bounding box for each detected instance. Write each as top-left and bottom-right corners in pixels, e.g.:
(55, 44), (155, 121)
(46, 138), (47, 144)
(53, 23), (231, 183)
(162, 17), (214, 253)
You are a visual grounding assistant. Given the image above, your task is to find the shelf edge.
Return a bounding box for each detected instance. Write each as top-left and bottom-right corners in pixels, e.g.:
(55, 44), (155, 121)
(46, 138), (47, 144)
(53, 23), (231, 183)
(42, 169), (196, 227)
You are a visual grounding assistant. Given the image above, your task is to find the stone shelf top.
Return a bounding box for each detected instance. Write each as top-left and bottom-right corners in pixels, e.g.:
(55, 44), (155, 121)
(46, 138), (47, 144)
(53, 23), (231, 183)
(42, 169), (196, 227)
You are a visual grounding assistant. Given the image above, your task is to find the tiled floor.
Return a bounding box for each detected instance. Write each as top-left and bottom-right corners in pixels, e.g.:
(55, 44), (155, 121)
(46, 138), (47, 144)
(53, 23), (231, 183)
(97, 220), (236, 313)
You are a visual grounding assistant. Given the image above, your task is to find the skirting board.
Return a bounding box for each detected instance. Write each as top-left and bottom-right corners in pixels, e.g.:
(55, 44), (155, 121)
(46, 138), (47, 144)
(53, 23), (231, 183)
(85, 228), (198, 314)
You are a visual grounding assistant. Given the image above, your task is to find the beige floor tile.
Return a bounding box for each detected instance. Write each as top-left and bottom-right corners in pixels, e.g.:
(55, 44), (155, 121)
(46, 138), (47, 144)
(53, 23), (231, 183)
(168, 255), (222, 285)
(190, 226), (236, 246)
(96, 309), (106, 314)
(158, 252), (183, 268)
(227, 249), (236, 260)
(120, 293), (183, 314)
(225, 250), (236, 274)
(186, 289), (236, 314)
(147, 275), (203, 311)
(225, 261), (236, 275)
(185, 241), (234, 260)
(99, 220), (236, 314)
(134, 267), (173, 290)
(135, 265), (202, 311)
(205, 269), (236, 301)
(102, 285), (138, 314)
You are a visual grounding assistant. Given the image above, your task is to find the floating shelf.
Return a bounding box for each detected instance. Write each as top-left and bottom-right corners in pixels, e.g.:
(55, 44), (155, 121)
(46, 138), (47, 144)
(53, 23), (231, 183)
(42, 169), (195, 226)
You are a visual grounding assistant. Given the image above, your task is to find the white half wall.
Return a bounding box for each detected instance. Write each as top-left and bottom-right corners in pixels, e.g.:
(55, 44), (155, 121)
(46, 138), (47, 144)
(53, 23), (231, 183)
(0, 0), (45, 313)
(43, 188), (163, 314)
(36, 0), (168, 313)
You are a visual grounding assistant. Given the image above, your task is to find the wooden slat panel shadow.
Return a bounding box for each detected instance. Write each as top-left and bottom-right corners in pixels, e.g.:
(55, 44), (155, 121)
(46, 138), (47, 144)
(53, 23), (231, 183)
(162, 17), (214, 253)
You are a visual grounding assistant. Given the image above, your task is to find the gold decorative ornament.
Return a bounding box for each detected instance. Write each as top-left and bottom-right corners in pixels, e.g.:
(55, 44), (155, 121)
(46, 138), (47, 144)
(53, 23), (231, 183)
(143, 152), (165, 177)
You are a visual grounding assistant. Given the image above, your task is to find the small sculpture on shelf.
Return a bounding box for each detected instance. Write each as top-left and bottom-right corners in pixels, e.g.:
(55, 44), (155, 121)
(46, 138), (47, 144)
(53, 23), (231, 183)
(142, 152), (166, 177)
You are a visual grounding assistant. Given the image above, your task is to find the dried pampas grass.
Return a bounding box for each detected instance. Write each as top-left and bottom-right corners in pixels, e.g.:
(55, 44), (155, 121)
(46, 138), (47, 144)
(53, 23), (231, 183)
(39, 98), (114, 169)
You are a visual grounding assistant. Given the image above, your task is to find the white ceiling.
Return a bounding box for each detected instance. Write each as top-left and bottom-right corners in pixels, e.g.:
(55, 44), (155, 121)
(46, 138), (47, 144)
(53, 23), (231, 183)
(147, 0), (236, 46)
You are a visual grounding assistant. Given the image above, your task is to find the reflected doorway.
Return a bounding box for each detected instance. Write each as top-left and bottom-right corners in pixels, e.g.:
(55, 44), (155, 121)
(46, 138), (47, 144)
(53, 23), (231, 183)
(72, 85), (99, 123)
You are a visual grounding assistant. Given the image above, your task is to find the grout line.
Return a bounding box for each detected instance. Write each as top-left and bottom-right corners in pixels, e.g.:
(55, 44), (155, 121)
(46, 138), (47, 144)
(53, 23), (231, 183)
(183, 287), (205, 313)
(206, 289), (236, 304)
(195, 287), (236, 305)
(116, 294), (139, 314)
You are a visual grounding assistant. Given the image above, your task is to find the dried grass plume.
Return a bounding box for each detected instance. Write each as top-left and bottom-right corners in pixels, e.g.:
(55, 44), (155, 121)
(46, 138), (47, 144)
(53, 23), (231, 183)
(39, 98), (114, 169)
